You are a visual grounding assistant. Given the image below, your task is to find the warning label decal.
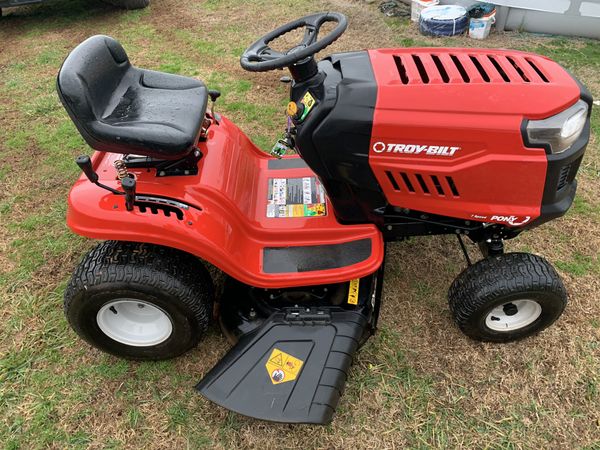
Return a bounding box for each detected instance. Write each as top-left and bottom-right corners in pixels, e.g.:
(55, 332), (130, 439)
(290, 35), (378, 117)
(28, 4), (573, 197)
(347, 278), (360, 305)
(265, 348), (304, 385)
(267, 177), (326, 218)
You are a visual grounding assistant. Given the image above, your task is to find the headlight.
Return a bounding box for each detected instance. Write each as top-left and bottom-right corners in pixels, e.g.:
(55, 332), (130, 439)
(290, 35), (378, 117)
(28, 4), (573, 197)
(526, 99), (588, 154)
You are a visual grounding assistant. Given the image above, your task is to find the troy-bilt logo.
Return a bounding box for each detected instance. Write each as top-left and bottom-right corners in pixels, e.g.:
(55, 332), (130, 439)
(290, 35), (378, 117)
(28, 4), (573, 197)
(472, 214), (532, 227)
(372, 142), (460, 156)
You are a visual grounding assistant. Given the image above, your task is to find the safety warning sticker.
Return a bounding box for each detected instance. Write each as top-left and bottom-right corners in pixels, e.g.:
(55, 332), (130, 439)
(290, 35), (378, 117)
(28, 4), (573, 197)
(267, 177), (327, 218)
(347, 278), (360, 305)
(265, 348), (304, 385)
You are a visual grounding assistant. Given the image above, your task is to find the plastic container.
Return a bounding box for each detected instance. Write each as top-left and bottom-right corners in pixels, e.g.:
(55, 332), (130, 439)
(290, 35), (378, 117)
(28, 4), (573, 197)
(467, 3), (496, 40)
(419, 5), (469, 37)
(468, 12), (496, 39)
(411, 0), (439, 22)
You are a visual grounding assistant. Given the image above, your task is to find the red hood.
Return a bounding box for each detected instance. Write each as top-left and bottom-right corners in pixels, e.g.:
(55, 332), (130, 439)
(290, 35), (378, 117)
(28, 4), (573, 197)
(368, 48), (580, 119)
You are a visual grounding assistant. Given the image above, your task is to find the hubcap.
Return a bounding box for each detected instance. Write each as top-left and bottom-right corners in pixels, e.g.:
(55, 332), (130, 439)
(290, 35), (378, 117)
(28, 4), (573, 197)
(96, 299), (173, 346)
(485, 299), (542, 332)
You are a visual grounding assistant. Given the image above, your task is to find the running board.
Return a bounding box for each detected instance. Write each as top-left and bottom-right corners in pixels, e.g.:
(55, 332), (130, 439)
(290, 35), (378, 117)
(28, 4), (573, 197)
(196, 307), (371, 424)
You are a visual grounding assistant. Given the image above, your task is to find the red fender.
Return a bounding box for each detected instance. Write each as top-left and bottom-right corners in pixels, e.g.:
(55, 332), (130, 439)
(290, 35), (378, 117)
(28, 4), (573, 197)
(67, 116), (383, 288)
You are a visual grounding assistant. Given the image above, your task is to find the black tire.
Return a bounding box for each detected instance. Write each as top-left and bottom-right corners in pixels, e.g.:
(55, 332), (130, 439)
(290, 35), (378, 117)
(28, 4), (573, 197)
(448, 253), (567, 343)
(64, 241), (214, 360)
(102, 0), (150, 10)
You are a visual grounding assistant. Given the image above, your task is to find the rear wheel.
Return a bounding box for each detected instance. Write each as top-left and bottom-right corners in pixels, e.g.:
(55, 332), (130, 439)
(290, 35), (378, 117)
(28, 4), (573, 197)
(64, 241), (213, 360)
(102, 0), (150, 10)
(448, 253), (567, 342)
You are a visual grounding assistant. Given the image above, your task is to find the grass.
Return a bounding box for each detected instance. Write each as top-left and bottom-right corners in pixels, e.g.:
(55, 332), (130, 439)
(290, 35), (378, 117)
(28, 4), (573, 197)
(1, 0), (599, 448)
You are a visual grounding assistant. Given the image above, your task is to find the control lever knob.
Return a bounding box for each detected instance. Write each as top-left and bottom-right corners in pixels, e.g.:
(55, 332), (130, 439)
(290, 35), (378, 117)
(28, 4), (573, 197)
(121, 176), (136, 212)
(75, 155), (98, 183)
(208, 90), (221, 102)
(207, 89), (222, 122)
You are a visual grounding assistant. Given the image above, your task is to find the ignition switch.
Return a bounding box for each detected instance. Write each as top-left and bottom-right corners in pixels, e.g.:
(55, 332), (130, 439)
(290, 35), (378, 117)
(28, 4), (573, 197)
(287, 101), (304, 121)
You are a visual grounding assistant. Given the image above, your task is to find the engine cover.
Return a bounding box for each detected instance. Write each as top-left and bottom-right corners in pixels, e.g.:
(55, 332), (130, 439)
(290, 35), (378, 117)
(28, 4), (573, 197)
(367, 48), (585, 227)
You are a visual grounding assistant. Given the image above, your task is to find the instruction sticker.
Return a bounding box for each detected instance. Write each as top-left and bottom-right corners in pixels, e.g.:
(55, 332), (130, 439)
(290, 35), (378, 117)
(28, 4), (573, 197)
(267, 177), (326, 218)
(299, 91), (316, 120)
(265, 348), (304, 385)
(347, 278), (360, 305)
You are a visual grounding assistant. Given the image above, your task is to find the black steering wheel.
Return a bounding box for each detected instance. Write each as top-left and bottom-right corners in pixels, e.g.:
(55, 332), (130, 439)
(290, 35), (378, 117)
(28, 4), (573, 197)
(240, 12), (348, 72)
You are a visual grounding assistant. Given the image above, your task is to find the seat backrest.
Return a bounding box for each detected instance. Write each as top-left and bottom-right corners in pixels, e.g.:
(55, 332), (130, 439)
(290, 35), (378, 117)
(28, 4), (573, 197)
(57, 35), (131, 125)
(58, 35), (208, 159)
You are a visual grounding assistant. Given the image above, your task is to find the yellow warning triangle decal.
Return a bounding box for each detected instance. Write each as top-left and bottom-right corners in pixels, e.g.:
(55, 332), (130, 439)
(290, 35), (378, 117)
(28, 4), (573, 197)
(265, 348), (304, 385)
(269, 353), (283, 366)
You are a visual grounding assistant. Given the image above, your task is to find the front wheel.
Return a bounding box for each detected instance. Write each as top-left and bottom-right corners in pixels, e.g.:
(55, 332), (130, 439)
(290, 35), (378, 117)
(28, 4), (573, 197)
(448, 253), (567, 342)
(64, 241), (214, 360)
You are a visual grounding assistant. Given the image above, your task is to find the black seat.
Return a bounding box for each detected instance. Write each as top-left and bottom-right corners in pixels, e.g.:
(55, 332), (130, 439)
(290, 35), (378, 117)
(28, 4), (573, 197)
(57, 35), (208, 160)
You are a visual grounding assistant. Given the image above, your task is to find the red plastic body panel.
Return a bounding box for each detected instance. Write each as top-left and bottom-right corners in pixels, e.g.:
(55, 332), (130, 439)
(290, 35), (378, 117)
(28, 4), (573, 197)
(368, 48), (581, 226)
(67, 116), (383, 288)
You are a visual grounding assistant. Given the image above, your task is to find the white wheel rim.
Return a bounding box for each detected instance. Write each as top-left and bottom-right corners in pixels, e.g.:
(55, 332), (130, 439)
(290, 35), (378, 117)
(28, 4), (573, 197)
(485, 299), (542, 332)
(96, 299), (173, 346)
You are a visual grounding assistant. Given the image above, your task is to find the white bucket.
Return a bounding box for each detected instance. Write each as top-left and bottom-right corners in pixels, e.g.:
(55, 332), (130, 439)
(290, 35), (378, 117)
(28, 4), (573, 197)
(469, 12), (496, 40)
(411, 0), (439, 22)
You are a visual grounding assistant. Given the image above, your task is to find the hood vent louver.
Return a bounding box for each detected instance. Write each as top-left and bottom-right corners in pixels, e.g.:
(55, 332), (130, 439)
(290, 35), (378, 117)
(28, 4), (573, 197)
(469, 55), (489, 82)
(393, 52), (550, 85)
(412, 55), (430, 84)
(506, 56), (529, 82)
(450, 54), (470, 82)
(385, 171), (460, 198)
(431, 54), (449, 83)
(394, 55), (409, 84)
(487, 55), (510, 82)
(526, 58), (549, 82)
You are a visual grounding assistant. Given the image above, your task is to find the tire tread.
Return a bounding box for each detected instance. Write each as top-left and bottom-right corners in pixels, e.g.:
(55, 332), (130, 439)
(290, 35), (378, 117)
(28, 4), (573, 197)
(64, 241), (213, 357)
(448, 252), (567, 342)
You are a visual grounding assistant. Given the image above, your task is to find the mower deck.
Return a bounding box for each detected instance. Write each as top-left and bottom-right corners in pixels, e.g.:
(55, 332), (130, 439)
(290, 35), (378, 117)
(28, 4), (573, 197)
(66, 116), (384, 288)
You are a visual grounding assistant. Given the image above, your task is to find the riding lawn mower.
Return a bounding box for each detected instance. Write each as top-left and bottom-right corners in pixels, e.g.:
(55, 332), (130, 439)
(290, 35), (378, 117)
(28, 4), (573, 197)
(56, 12), (593, 424)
